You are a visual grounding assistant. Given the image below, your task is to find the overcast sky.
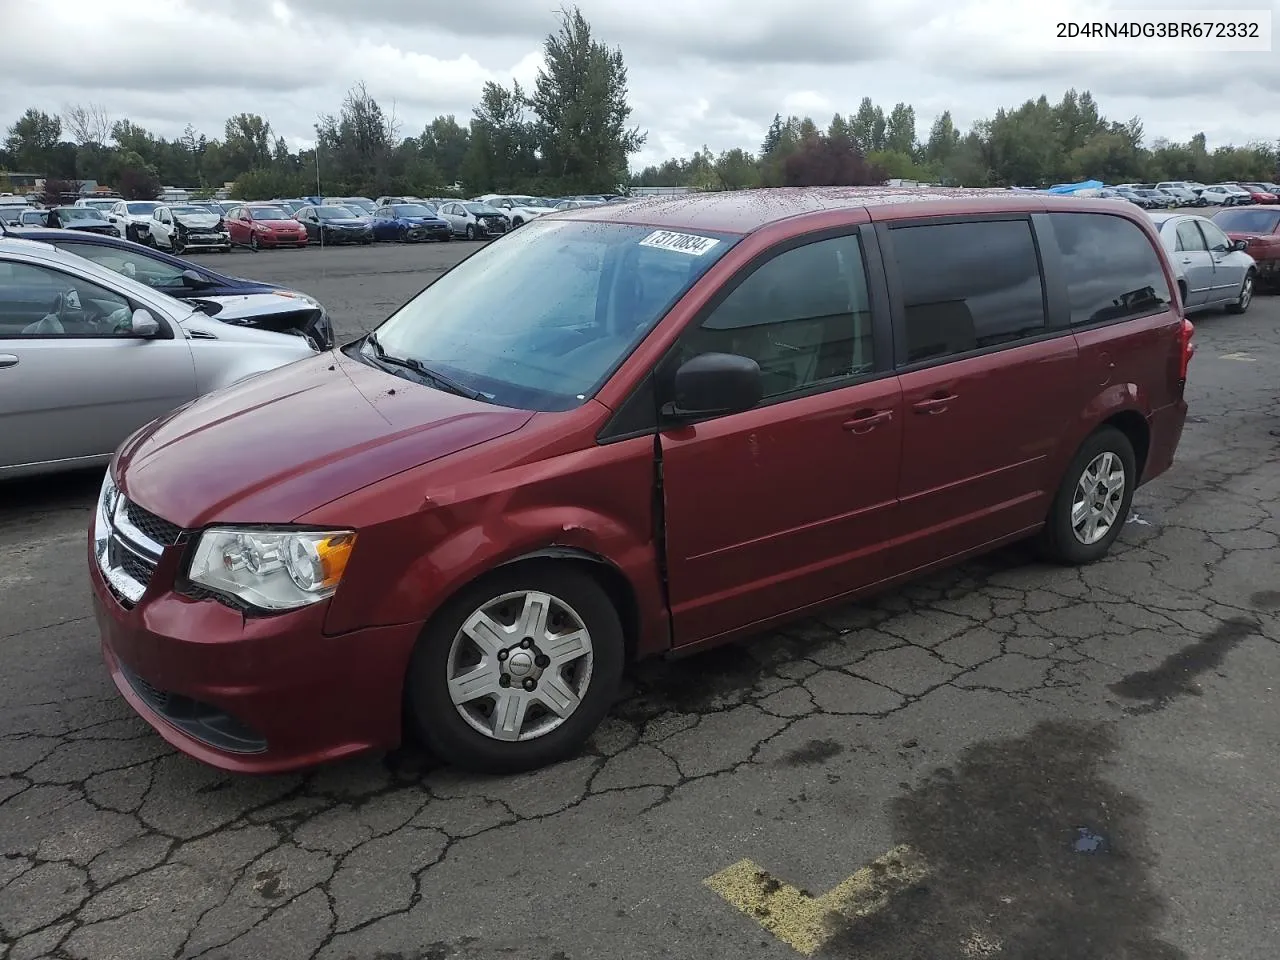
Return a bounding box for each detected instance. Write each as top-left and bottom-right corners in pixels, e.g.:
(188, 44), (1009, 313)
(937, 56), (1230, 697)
(3, 0), (1277, 169)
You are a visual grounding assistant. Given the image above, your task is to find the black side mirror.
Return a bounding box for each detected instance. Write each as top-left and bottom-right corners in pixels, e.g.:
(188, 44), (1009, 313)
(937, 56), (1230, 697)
(1230, 239), (1248, 252)
(181, 269), (211, 288)
(663, 352), (763, 420)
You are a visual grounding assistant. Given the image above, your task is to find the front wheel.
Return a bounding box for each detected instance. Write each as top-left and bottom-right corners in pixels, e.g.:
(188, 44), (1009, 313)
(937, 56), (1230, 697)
(465, 224), (476, 240)
(171, 234), (185, 255)
(249, 233), (259, 252)
(1225, 269), (1255, 314)
(1039, 426), (1136, 565)
(406, 564), (624, 774)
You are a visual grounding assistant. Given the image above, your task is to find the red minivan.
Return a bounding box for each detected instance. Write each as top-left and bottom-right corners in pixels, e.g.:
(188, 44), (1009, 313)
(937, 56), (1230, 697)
(88, 188), (1193, 774)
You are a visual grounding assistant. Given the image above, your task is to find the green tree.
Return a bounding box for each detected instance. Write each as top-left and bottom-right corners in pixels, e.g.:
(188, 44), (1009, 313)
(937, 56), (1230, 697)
(924, 110), (960, 166)
(851, 97), (886, 154)
(462, 80), (536, 192)
(4, 108), (62, 171)
(529, 5), (646, 192)
(883, 103), (917, 156)
(421, 115), (470, 186)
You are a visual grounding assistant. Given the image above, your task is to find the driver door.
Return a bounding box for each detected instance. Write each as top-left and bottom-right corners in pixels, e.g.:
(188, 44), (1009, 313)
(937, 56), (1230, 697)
(658, 230), (904, 645)
(0, 258), (197, 472)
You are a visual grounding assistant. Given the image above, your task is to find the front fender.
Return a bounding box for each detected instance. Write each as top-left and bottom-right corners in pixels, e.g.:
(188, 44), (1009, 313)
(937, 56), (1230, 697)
(324, 503), (667, 654)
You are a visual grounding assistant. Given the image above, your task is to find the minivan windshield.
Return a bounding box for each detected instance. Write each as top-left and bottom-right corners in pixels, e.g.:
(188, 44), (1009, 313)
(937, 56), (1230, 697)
(1212, 208), (1280, 233)
(364, 219), (737, 411)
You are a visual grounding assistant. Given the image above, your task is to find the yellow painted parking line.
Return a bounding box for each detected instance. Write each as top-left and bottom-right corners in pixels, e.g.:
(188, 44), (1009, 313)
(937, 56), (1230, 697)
(703, 844), (931, 956)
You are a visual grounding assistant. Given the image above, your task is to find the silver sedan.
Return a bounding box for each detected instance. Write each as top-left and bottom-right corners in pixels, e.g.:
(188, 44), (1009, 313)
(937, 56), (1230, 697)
(0, 237), (318, 479)
(1148, 212), (1256, 315)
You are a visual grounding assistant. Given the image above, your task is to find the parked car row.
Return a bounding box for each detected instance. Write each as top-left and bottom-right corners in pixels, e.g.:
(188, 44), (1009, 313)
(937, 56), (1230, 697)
(1102, 180), (1280, 209)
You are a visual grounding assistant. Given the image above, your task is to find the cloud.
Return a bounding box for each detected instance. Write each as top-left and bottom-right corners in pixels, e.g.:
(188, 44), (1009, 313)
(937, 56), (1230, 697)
(2, 0), (1277, 173)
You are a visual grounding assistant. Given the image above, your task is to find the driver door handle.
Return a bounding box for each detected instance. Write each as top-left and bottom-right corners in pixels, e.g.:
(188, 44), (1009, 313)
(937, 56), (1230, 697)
(0, 355), (18, 369)
(842, 408), (893, 433)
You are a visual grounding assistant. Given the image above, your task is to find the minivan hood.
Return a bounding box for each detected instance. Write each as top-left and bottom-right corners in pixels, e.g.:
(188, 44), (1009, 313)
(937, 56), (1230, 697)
(115, 351), (535, 528)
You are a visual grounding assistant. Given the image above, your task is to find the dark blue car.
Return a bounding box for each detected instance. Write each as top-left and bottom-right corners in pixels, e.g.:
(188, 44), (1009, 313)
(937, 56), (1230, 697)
(4, 226), (334, 346)
(369, 203), (452, 243)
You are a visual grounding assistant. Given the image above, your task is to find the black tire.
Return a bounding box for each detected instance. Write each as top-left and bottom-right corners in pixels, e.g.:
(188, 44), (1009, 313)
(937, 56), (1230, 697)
(1225, 269), (1255, 315)
(172, 233), (185, 255)
(1039, 426), (1137, 566)
(249, 233), (259, 252)
(406, 564), (625, 774)
(465, 224), (476, 240)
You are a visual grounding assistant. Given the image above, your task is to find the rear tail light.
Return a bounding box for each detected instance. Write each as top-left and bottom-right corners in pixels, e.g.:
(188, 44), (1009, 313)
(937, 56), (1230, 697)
(1178, 317), (1196, 382)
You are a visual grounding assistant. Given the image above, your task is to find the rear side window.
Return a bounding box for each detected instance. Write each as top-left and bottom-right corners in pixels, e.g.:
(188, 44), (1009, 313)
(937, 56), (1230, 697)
(889, 219), (1046, 364)
(1046, 213), (1171, 327)
(1175, 221), (1207, 252)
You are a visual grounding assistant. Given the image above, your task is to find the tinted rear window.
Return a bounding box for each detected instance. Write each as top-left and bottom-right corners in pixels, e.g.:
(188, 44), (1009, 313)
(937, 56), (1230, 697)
(888, 219), (1047, 364)
(1044, 213), (1171, 327)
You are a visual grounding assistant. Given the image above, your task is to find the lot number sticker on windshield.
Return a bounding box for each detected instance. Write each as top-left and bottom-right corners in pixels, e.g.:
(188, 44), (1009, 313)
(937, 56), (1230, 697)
(639, 230), (720, 256)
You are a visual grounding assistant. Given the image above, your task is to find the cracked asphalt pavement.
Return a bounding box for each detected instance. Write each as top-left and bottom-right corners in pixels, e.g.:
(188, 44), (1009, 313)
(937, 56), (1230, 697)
(2, 243), (1279, 960)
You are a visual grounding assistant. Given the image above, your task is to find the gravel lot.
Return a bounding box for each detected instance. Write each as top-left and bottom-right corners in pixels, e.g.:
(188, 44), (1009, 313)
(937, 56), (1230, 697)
(2, 239), (1278, 960)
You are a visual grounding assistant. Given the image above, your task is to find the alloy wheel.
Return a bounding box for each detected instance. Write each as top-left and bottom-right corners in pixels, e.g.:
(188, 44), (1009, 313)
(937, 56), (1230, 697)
(1071, 452), (1126, 545)
(446, 590), (594, 742)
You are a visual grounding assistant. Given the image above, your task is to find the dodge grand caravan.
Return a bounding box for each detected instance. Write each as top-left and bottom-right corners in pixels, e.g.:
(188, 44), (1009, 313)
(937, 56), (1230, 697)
(89, 188), (1194, 774)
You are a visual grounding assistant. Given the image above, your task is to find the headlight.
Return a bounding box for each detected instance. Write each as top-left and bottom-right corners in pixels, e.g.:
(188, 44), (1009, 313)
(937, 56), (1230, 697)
(187, 527), (356, 611)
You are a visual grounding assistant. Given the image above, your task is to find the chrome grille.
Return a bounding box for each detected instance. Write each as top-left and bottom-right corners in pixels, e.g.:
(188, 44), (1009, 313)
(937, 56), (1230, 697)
(124, 500), (182, 546)
(95, 482), (181, 608)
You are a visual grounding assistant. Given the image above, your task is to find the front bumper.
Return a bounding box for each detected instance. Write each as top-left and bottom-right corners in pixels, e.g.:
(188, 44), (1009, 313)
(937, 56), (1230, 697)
(405, 224), (451, 241)
(258, 230), (308, 246)
(180, 230), (231, 249)
(321, 228), (370, 244)
(89, 517), (422, 773)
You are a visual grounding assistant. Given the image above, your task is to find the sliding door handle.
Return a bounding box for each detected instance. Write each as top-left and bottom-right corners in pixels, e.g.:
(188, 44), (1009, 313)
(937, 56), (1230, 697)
(912, 394), (957, 414)
(842, 409), (893, 433)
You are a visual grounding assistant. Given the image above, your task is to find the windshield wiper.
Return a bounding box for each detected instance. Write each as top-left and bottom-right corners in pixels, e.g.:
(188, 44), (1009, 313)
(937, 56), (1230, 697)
(363, 332), (484, 401)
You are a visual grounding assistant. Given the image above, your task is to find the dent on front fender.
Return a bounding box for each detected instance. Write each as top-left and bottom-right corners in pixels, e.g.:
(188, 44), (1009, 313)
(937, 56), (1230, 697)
(313, 436), (670, 656)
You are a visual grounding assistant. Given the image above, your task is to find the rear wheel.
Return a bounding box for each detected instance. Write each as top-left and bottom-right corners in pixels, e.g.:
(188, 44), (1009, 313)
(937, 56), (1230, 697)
(406, 564), (624, 774)
(1225, 269), (1254, 314)
(1039, 427), (1136, 565)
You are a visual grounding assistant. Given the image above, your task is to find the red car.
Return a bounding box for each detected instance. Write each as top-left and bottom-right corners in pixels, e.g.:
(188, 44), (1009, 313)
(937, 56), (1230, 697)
(225, 203), (308, 249)
(1212, 206), (1280, 286)
(1234, 183), (1280, 204)
(89, 189), (1193, 775)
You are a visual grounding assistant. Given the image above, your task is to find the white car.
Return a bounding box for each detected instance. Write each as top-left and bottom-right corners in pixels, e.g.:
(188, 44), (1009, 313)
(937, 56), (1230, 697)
(105, 200), (163, 243)
(473, 194), (558, 227)
(147, 204), (231, 253)
(74, 197), (122, 213)
(1199, 184), (1253, 207)
(0, 236), (318, 479)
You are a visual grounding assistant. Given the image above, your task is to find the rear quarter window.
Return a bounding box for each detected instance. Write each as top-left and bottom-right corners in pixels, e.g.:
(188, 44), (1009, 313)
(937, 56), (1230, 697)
(1044, 213), (1171, 327)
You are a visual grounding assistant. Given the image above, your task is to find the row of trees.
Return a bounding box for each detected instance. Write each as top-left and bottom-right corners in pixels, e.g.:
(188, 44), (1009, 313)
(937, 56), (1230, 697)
(5, 13), (1278, 200)
(1, 7), (644, 201)
(633, 90), (1280, 191)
